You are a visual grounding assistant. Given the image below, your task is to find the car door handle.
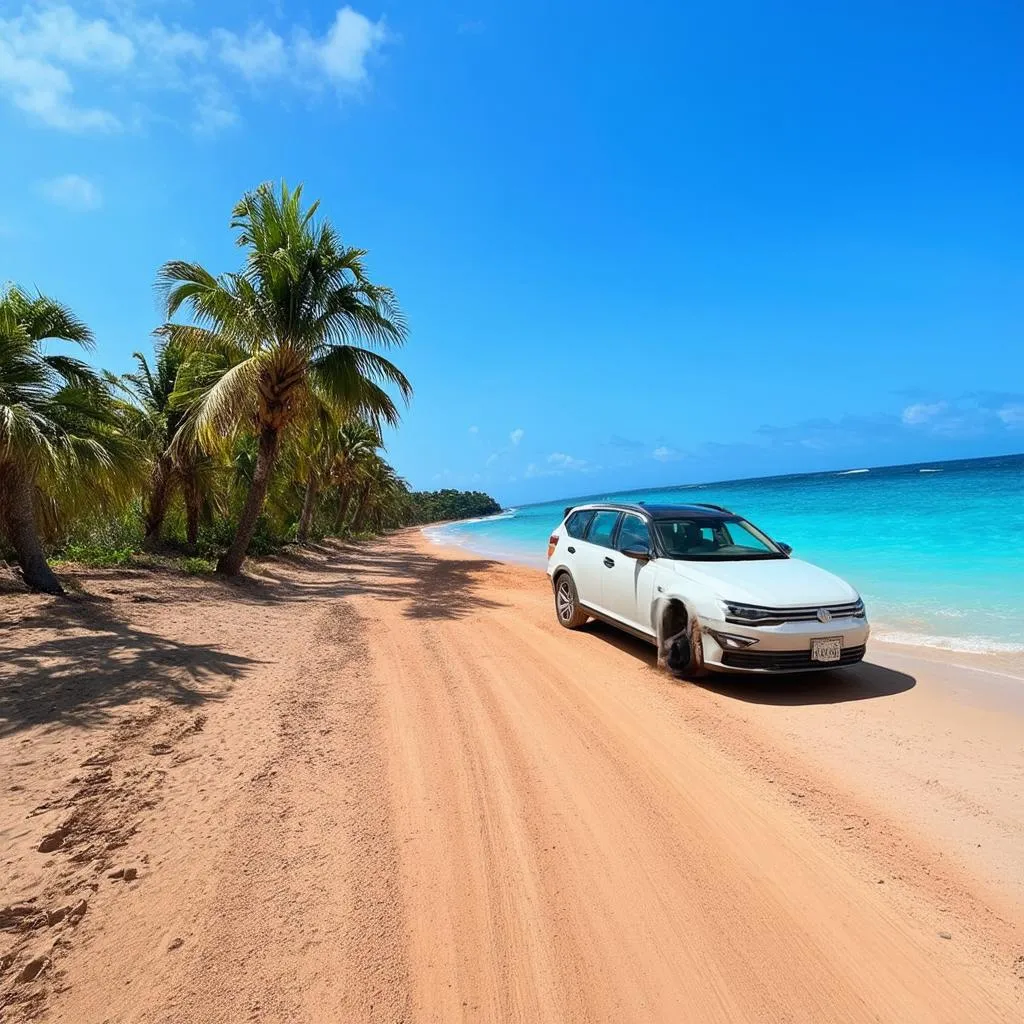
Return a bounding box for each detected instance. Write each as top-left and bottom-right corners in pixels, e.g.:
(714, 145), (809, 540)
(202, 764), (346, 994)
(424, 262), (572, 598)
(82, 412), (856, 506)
(603, 556), (615, 568)
(567, 546), (575, 553)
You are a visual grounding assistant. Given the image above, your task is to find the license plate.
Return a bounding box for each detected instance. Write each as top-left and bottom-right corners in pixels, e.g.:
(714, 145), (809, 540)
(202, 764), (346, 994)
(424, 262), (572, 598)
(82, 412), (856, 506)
(811, 637), (842, 663)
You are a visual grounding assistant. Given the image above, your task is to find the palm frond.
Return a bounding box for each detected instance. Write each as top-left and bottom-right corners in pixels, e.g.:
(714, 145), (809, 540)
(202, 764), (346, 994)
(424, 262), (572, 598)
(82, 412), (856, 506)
(310, 345), (412, 426)
(0, 285), (94, 349)
(174, 354), (264, 451)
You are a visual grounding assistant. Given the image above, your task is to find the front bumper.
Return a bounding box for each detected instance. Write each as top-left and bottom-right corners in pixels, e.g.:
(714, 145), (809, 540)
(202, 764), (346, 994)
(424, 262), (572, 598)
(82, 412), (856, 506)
(698, 616), (870, 673)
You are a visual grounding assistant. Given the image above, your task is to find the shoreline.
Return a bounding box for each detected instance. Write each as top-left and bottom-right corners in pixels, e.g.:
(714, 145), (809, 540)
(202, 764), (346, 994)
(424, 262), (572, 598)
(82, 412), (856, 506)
(420, 524), (1024, 666)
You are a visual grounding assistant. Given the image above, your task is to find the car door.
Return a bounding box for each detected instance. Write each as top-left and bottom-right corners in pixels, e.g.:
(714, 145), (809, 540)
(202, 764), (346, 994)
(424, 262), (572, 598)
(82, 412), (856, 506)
(602, 513), (657, 635)
(574, 509), (621, 614)
(557, 508), (594, 585)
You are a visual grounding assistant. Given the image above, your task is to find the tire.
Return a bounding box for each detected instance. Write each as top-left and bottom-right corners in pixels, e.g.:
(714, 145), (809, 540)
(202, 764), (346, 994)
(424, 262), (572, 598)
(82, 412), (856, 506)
(554, 573), (589, 629)
(665, 633), (692, 675)
(663, 621), (707, 680)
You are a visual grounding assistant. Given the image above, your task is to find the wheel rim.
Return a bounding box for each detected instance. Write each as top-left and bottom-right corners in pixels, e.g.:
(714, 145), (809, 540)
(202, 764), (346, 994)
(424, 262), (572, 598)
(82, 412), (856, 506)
(556, 580), (574, 621)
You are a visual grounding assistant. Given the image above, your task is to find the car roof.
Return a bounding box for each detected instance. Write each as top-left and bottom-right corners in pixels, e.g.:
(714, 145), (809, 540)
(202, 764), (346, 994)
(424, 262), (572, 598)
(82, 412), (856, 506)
(565, 501), (734, 521)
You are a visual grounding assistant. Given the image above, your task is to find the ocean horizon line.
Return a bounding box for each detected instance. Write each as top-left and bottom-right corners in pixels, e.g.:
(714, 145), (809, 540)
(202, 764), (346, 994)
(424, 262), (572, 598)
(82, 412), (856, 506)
(508, 449), (1024, 513)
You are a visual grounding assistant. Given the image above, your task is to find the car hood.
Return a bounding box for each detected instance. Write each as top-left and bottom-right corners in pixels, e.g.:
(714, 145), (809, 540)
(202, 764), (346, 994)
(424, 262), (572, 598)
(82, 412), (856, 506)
(663, 556), (858, 607)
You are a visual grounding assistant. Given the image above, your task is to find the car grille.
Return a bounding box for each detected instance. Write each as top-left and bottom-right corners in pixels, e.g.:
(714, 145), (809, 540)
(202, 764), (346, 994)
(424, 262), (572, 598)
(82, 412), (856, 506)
(720, 645), (867, 671)
(724, 601), (865, 626)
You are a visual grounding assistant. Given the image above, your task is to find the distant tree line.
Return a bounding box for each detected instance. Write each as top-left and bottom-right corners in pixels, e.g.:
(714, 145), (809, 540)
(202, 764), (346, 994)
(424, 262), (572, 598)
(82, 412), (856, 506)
(405, 489), (501, 524)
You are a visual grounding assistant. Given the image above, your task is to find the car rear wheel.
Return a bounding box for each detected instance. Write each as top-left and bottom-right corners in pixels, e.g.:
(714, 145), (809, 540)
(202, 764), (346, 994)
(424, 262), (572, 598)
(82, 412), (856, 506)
(554, 573), (589, 629)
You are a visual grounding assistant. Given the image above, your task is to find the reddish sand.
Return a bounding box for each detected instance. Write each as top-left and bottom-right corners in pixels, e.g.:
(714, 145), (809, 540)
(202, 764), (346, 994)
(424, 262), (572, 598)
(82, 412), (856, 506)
(1, 532), (1022, 1022)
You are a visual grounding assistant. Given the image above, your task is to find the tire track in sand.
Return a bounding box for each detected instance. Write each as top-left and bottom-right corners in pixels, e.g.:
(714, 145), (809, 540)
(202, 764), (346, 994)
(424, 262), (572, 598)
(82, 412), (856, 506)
(355, 562), (1021, 1023)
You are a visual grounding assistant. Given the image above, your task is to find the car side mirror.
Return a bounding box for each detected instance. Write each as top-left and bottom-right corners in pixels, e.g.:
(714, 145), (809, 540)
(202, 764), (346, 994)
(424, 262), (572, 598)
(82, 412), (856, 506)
(622, 544), (651, 562)
(778, 542), (792, 555)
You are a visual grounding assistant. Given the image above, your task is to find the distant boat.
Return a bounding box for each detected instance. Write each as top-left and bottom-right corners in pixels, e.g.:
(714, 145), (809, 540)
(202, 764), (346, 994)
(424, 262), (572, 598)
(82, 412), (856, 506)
(837, 468), (870, 475)
(919, 468), (942, 473)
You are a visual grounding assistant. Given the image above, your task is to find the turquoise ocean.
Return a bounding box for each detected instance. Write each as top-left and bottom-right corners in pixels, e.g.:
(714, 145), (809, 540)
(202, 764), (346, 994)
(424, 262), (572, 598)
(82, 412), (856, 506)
(424, 454), (1024, 655)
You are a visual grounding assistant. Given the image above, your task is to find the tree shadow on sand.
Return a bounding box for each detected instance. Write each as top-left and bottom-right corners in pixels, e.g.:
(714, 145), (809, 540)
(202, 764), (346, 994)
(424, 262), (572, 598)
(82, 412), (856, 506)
(580, 619), (916, 706)
(199, 542), (508, 622)
(1, 596), (255, 738)
(1, 539), (506, 737)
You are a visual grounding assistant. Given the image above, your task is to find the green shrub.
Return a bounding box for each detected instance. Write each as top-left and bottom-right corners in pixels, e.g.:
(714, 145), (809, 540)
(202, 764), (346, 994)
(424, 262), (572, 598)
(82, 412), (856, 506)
(53, 503), (145, 565)
(57, 543), (135, 567)
(181, 556), (215, 575)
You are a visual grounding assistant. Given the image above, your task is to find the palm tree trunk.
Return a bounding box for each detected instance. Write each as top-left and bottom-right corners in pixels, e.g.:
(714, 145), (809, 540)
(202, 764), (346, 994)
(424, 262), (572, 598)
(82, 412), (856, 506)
(216, 425), (280, 576)
(142, 457), (173, 552)
(183, 478), (200, 551)
(334, 487), (352, 534)
(351, 481), (373, 534)
(0, 463), (63, 595)
(297, 476), (318, 544)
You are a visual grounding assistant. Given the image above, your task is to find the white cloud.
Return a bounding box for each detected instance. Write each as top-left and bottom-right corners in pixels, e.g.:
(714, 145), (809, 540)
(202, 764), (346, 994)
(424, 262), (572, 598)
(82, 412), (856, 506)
(468, 425), (479, 434)
(0, 42), (121, 132)
(215, 26), (287, 81)
(485, 452), (500, 466)
(297, 6), (388, 86)
(526, 452), (591, 477)
(896, 395), (1024, 439)
(901, 401), (946, 426)
(39, 173), (102, 211)
(0, 5), (392, 135)
(0, 4), (136, 131)
(193, 87), (240, 136)
(509, 427), (524, 446)
(133, 20), (207, 65)
(547, 452), (587, 471)
(652, 445), (684, 461)
(5, 5), (135, 69)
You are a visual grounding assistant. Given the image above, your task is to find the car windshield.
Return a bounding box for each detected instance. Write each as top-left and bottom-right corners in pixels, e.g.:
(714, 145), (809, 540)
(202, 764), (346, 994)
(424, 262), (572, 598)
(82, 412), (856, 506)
(655, 517), (785, 561)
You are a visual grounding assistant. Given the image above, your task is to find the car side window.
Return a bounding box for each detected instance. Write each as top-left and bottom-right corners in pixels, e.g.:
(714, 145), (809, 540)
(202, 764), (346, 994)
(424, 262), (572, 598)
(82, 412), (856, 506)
(586, 510), (621, 548)
(616, 514), (650, 552)
(565, 510), (595, 539)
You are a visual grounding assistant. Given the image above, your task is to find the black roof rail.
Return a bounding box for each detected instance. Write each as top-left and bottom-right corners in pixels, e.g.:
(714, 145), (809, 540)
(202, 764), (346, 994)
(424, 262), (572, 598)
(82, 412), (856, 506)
(692, 502), (732, 514)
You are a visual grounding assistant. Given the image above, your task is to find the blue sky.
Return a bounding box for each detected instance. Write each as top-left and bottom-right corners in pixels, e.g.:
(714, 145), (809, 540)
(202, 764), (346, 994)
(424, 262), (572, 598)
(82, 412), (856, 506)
(1, 1), (1022, 504)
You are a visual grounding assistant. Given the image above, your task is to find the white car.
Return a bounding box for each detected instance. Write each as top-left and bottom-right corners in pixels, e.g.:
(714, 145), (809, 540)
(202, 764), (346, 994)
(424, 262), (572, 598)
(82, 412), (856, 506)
(546, 502), (869, 675)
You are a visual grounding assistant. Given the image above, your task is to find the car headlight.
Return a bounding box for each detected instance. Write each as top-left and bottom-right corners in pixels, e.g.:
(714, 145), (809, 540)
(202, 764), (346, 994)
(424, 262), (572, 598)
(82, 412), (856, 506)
(722, 602), (778, 623)
(852, 598), (866, 618)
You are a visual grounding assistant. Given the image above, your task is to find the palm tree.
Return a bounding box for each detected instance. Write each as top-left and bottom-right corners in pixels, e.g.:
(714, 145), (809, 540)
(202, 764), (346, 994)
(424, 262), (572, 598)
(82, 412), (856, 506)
(329, 418), (380, 534)
(363, 462), (410, 533)
(349, 450), (400, 535)
(0, 286), (140, 594)
(117, 341), (214, 551)
(293, 412), (339, 544)
(158, 180), (411, 575)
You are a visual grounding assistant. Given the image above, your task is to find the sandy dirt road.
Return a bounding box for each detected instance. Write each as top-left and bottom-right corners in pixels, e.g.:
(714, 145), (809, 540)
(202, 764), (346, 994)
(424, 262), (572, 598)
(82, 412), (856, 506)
(2, 533), (1022, 1022)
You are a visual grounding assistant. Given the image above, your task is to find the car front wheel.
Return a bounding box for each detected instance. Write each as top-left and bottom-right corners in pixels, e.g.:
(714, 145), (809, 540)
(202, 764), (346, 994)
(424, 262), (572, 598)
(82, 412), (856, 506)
(666, 628), (707, 679)
(554, 573), (589, 629)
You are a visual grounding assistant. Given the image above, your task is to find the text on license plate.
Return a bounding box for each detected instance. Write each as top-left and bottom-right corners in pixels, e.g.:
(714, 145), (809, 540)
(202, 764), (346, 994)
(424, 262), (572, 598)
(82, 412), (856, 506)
(811, 637), (842, 663)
